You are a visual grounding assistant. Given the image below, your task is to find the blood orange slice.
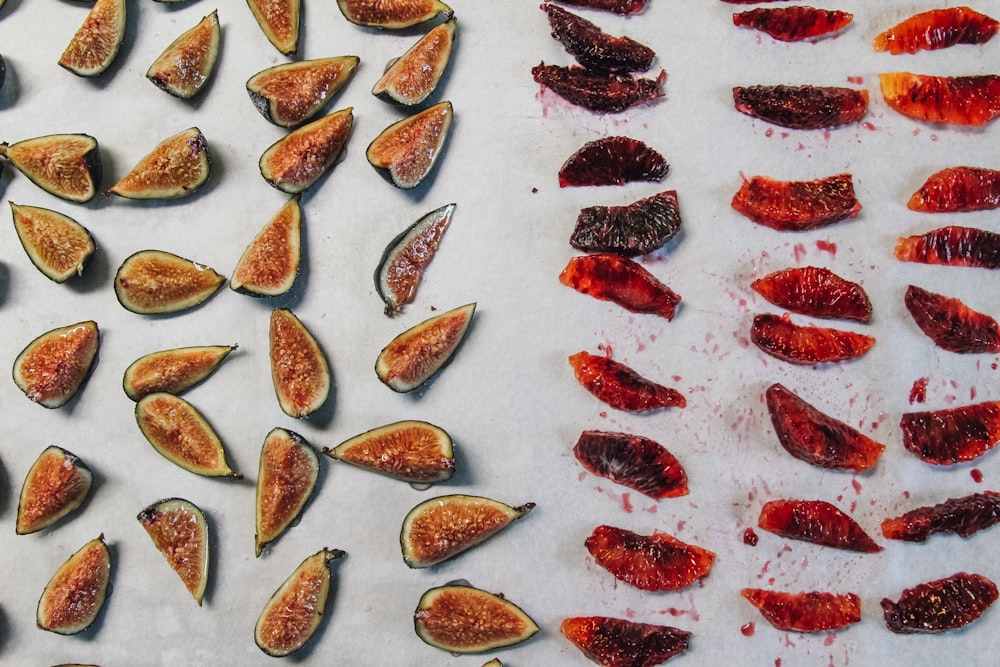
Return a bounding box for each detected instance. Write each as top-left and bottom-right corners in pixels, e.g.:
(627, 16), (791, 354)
(904, 284), (1000, 353)
(874, 7), (999, 54)
(532, 62), (665, 114)
(731, 173), (861, 231)
(569, 350), (685, 411)
(895, 225), (1000, 268)
(881, 491), (1000, 542)
(558, 136), (668, 187)
(544, 3), (655, 73)
(559, 253), (681, 319)
(573, 430), (688, 499)
(560, 616), (691, 666)
(733, 84), (868, 129)
(585, 525), (714, 592)
(908, 166), (1000, 213)
(880, 72), (1000, 126)
(741, 589), (861, 632)
(900, 400), (1000, 465)
(751, 266), (871, 322)
(758, 499), (883, 552)
(733, 7), (852, 42)
(570, 190), (681, 257)
(882, 573), (998, 634)
(751, 313), (875, 365)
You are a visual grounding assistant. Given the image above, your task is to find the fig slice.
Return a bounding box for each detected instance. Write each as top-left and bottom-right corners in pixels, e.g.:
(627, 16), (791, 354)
(107, 127), (211, 199)
(372, 17), (456, 105)
(375, 203), (455, 315)
(366, 101), (453, 189)
(324, 419), (455, 484)
(255, 548), (346, 657)
(122, 344), (237, 401)
(0, 134), (101, 203)
(13, 320), (99, 409)
(230, 196), (301, 297)
(247, 56), (359, 128)
(259, 107), (354, 194)
(269, 308), (331, 418)
(37, 535), (111, 635)
(10, 202), (95, 283)
(337, 0), (453, 29)
(375, 302), (475, 392)
(414, 583), (539, 653)
(247, 0), (300, 55)
(401, 494), (535, 568)
(114, 249), (225, 315)
(255, 428), (320, 557)
(137, 497), (209, 605)
(146, 10), (220, 99)
(135, 392), (241, 478)
(58, 0), (126, 77)
(16, 446), (93, 535)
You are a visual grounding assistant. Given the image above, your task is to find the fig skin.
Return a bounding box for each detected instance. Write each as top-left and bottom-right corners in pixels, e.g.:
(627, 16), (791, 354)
(255, 428), (320, 557)
(146, 10), (221, 99)
(414, 584), (539, 653)
(259, 107), (354, 194)
(16, 445), (93, 535)
(12, 320), (100, 409)
(230, 196), (301, 297)
(247, 0), (300, 55)
(337, 0), (453, 29)
(107, 128), (211, 200)
(37, 535), (111, 635)
(372, 18), (456, 105)
(247, 57), (359, 128)
(138, 497), (210, 605)
(58, 0), (127, 77)
(10, 202), (96, 283)
(375, 302), (475, 392)
(114, 249), (225, 315)
(0, 134), (102, 203)
(122, 344), (237, 401)
(366, 101), (453, 189)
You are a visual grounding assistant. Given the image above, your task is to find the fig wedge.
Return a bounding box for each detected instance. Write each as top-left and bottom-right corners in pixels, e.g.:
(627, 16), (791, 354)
(230, 196), (301, 297)
(255, 548), (345, 657)
(122, 344), (237, 401)
(414, 584), (539, 653)
(10, 202), (95, 283)
(107, 127), (210, 199)
(372, 17), (456, 105)
(401, 495), (535, 568)
(324, 419), (455, 484)
(270, 308), (331, 418)
(58, 0), (126, 77)
(259, 107), (354, 193)
(375, 302), (475, 392)
(138, 498), (209, 605)
(247, 56), (359, 128)
(0, 134), (101, 203)
(135, 393), (241, 478)
(114, 249), (225, 315)
(37, 535), (111, 635)
(247, 0), (300, 55)
(375, 203), (455, 315)
(337, 0), (452, 29)
(17, 446), (93, 535)
(367, 101), (452, 189)
(13, 320), (99, 409)
(256, 428), (319, 557)
(146, 10), (220, 99)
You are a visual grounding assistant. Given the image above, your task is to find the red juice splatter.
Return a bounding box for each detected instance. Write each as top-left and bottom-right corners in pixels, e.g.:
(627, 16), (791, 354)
(742, 622), (756, 636)
(793, 243), (807, 263)
(824, 633), (836, 646)
(744, 528), (759, 546)
(847, 76), (863, 85)
(862, 121), (877, 131)
(625, 607), (636, 619)
(677, 520), (686, 532)
(852, 477), (862, 495)
(622, 493), (633, 513)
(972, 469), (984, 483)
(850, 500), (857, 513)
(909, 378), (928, 403)
(766, 128), (774, 137)
(816, 240), (837, 256)
(903, 490), (910, 498)
(972, 386), (978, 400)
(777, 544), (792, 558)
(644, 503), (659, 514)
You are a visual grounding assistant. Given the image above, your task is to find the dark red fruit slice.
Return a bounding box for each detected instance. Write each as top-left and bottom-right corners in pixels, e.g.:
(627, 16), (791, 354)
(733, 7), (853, 42)
(550, 0), (646, 15)
(733, 84), (868, 130)
(558, 136), (668, 187)
(559, 253), (681, 319)
(740, 589), (861, 632)
(570, 190), (681, 257)
(750, 266), (872, 322)
(585, 524), (714, 592)
(874, 7), (999, 54)
(560, 616), (691, 667)
(895, 225), (1000, 268)
(751, 313), (875, 365)
(880, 73), (1000, 126)
(904, 284), (1000, 353)
(573, 430), (688, 499)
(569, 351), (685, 412)
(543, 3), (654, 73)
(731, 173), (861, 231)
(881, 491), (1000, 542)
(900, 400), (1000, 466)
(723, 0), (795, 3)
(908, 166), (1000, 213)
(765, 383), (885, 471)
(532, 62), (665, 114)
(758, 499), (883, 553)
(882, 572), (998, 634)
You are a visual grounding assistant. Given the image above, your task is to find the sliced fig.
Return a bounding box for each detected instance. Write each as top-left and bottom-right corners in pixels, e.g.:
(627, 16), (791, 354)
(255, 548), (345, 657)
(375, 203), (455, 315)
(259, 107), (354, 193)
(337, 0), (452, 29)
(58, 0), (126, 77)
(570, 190), (682, 257)
(135, 393), (241, 478)
(247, 57), (359, 127)
(372, 18), (456, 105)
(414, 584), (539, 653)
(231, 196), (301, 297)
(16, 446), (93, 535)
(10, 202), (95, 283)
(324, 419), (455, 484)
(255, 428), (319, 557)
(0, 134), (101, 203)
(37, 535), (111, 635)
(247, 0), (300, 55)
(122, 344), (236, 401)
(107, 127), (210, 199)
(146, 10), (220, 99)
(366, 101), (452, 189)
(375, 302), (475, 392)
(137, 497), (209, 605)
(115, 249), (225, 315)
(269, 308), (331, 418)
(13, 320), (99, 409)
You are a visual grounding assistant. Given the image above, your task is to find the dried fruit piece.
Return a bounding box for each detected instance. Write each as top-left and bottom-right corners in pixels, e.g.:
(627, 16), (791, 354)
(247, 0), (299, 55)
(741, 589), (861, 632)
(270, 309), (330, 418)
(569, 350), (685, 412)
(372, 18), (455, 105)
(532, 63), (665, 113)
(37, 535), (111, 635)
(900, 400), (1000, 465)
(336, 0), (452, 29)
(733, 7), (852, 42)
(882, 491), (1000, 542)
(880, 73), (1000, 126)
(554, 0), (646, 15)
(17, 446), (93, 535)
(908, 166), (1000, 213)
(146, 10), (220, 99)
(904, 284), (1000, 353)
(560, 253), (681, 319)
(58, 0), (126, 76)
(114, 249), (225, 315)
(137, 498), (209, 605)
(570, 190), (681, 257)
(895, 225), (1000, 268)
(401, 495), (534, 568)
(325, 420), (455, 484)
(135, 393), (241, 478)
(107, 128), (210, 199)
(255, 548), (345, 656)
(882, 572), (997, 634)
(230, 196), (301, 297)
(586, 525), (714, 592)
(248, 57), (359, 127)
(256, 428), (319, 556)
(123, 344), (235, 401)
(874, 7), (999, 54)
(260, 107), (353, 194)
(367, 101), (452, 189)
(758, 499), (882, 552)
(558, 136), (668, 187)
(13, 320), (99, 409)
(751, 313), (875, 365)
(733, 84), (868, 130)
(751, 267), (871, 322)
(375, 203), (455, 315)
(10, 202), (95, 283)
(573, 430), (688, 499)
(731, 173), (862, 231)
(414, 584), (538, 653)
(375, 302), (475, 392)
(544, 3), (655, 73)
(0, 133), (101, 203)
(561, 616), (691, 667)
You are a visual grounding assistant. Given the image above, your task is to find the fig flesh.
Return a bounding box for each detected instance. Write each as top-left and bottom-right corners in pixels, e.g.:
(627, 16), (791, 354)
(10, 202), (95, 283)
(414, 584), (539, 653)
(37, 535), (111, 635)
(325, 420), (455, 484)
(13, 320), (99, 408)
(135, 393), (241, 478)
(375, 203), (455, 314)
(375, 302), (475, 392)
(256, 428), (319, 557)
(138, 497), (209, 605)
(270, 308), (331, 418)
(17, 446), (93, 535)
(247, 0), (300, 55)
(114, 249), (225, 315)
(367, 101), (453, 189)
(146, 10), (220, 99)
(372, 18), (456, 105)
(122, 344), (236, 401)
(259, 107), (354, 193)
(247, 57), (359, 128)
(58, 0), (126, 77)
(0, 134), (101, 203)
(230, 196), (301, 297)
(107, 127), (210, 199)
(337, 0), (453, 29)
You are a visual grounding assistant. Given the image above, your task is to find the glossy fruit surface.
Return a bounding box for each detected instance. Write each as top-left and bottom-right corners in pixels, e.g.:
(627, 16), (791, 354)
(138, 498), (209, 605)
(367, 101), (452, 189)
(414, 584), (538, 653)
(123, 344), (235, 401)
(733, 84), (868, 129)
(375, 203), (455, 315)
(880, 73), (1000, 126)
(247, 0), (300, 55)
(375, 302), (475, 392)
(135, 393), (241, 478)
(895, 225), (1000, 268)
(569, 350), (685, 411)
(544, 3), (655, 73)
(248, 57), (359, 127)
(758, 499), (882, 552)
(558, 136), (668, 187)
(13, 320), (99, 408)
(751, 266), (871, 322)
(372, 18), (455, 105)
(751, 313), (875, 365)
(10, 202), (95, 283)
(336, 0), (452, 28)
(882, 491), (1000, 542)
(270, 309), (330, 418)
(561, 616), (691, 667)
(532, 63), (665, 113)
(256, 428), (319, 556)
(733, 7), (852, 42)
(325, 420), (455, 483)
(58, 0), (126, 76)
(0, 134), (101, 203)
(231, 196), (301, 296)
(900, 400), (1000, 465)
(108, 128), (210, 199)
(553, 0), (646, 14)
(115, 249), (225, 314)
(882, 572), (997, 633)
(741, 589), (861, 632)
(908, 166), (1000, 213)
(37, 535), (111, 635)
(560, 253), (681, 319)
(260, 107), (353, 193)
(586, 525), (714, 591)
(731, 173), (861, 231)
(904, 284), (1000, 353)
(570, 190), (681, 257)
(573, 430), (688, 499)
(17, 446), (92, 535)
(874, 7), (999, 54)
(146, 10), (220, 99)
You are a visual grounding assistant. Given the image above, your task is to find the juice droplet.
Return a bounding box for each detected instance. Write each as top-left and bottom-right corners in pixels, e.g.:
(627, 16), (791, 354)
(741, 621), (756, 636)
(972, 469), (984, 483)
(909, 377), (928, 404)
(743, 528), (759, 546)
